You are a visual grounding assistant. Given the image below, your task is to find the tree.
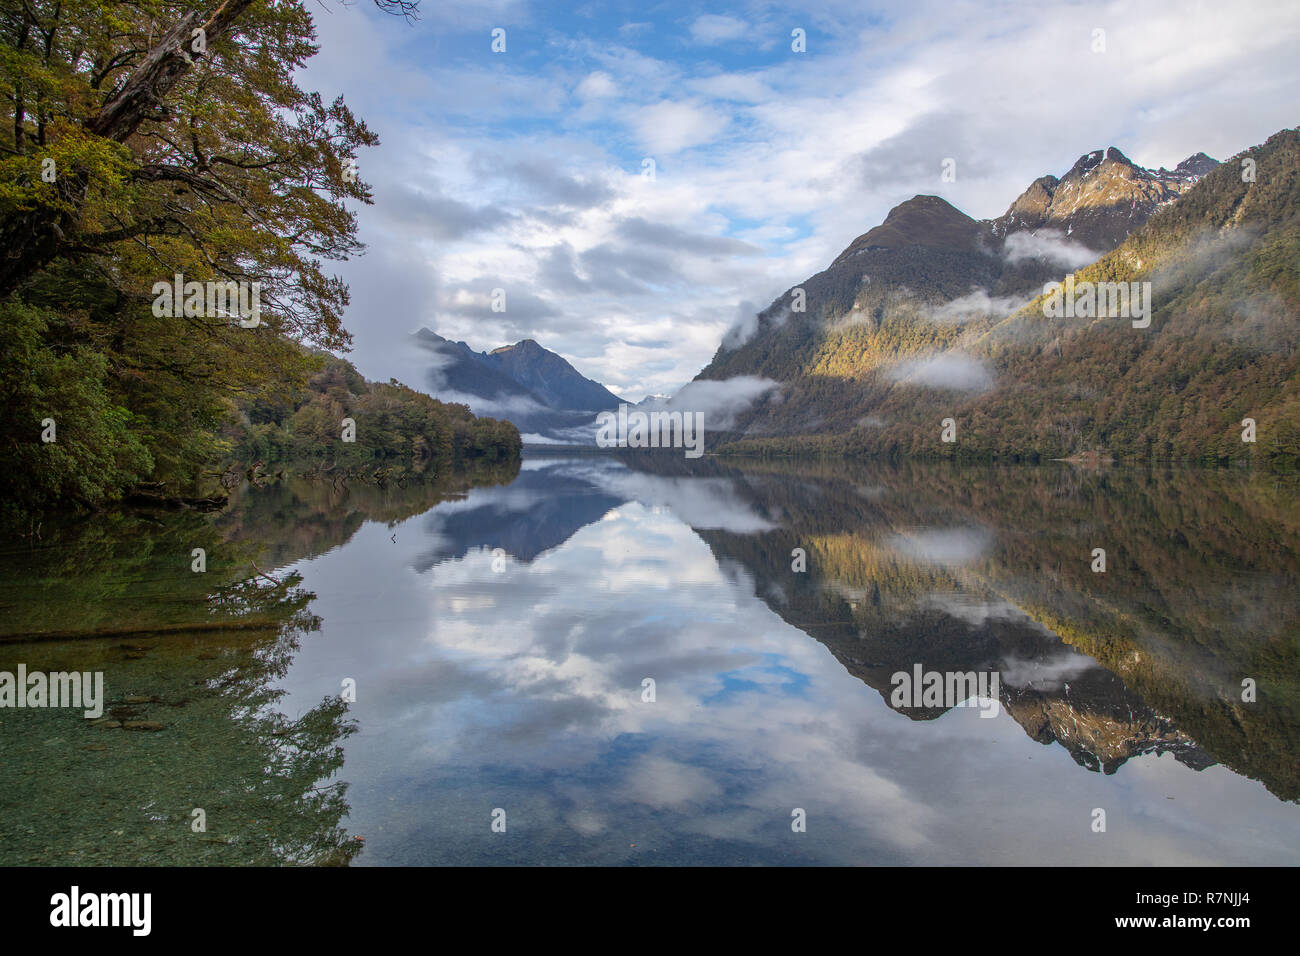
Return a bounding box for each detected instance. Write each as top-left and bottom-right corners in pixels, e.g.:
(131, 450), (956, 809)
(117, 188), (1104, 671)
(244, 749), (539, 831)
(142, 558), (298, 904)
(0, 0), (423, 517)
(0, 0), (421, 341)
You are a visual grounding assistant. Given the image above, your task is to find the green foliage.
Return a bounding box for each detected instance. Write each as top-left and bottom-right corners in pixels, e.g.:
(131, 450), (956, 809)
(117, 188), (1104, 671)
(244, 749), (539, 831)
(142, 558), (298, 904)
(0, 301), (153, 521)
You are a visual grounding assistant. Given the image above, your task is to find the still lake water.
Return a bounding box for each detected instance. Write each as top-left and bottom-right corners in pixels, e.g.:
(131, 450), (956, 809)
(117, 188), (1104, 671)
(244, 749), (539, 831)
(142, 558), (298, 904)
(2, 453), (1298, 865)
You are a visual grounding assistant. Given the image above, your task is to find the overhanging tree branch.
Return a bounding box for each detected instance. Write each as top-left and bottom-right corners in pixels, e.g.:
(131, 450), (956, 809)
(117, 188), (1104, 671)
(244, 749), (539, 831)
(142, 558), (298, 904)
(87, 2), (252, 143)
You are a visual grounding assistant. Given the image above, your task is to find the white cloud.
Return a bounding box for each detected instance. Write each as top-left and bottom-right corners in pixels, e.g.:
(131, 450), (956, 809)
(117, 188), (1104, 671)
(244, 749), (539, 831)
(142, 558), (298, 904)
(657, 375), (782, 428)
(885, 353), (994, 392)
(688, 14), (749, 44)
(922, 288), (1031, 324)
(1003, 230), (1103, 270)
(294, 0), (1300, 403)
(576, 70), (617, 99)
(632, 100), (729, 154)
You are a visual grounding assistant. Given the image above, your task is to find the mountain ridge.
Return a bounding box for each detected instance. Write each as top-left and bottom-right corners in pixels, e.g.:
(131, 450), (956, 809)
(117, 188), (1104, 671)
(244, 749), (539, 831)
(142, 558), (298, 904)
(705, 128), (1300, 465)
(412, 327), (622, 437)
(699, 144), (1222, 403)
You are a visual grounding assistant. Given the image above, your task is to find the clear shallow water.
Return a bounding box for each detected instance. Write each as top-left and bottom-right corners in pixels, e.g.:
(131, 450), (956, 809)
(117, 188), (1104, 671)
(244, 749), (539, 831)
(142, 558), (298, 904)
(2, 454), (1298, 865)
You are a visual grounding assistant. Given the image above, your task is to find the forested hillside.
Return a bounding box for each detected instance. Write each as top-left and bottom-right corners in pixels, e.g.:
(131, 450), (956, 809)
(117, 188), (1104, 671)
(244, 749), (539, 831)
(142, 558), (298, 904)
(226, 356), (521, 470)
(706, 130), (1299, 465)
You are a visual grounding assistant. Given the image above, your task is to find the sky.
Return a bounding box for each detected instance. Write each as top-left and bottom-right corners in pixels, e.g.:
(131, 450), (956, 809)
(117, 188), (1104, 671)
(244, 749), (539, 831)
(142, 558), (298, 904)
(297, 0), (1300, 402)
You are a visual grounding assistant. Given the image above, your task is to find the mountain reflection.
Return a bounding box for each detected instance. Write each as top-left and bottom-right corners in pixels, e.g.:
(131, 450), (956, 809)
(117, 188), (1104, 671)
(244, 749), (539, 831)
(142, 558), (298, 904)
(411, 453), (1297, 800)
(6, 454), (1295, 866)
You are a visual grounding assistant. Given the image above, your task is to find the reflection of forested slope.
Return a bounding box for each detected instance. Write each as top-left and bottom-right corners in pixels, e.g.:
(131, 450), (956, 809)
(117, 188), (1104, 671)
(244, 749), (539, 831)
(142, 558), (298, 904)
(697, 479), (1211, 778)
(674, 457), (1299, 799)
(0, 509), (368, 860)
(0, 509), (282, 641)
(216, 460), (520, 571)
(0, 461), (528, 863)
(0, 462), (518, 641)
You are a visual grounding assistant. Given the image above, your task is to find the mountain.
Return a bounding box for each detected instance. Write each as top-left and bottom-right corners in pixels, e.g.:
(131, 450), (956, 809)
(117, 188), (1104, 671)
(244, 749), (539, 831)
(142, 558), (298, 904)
(700, 146), (1220, 405)
(834, 194), (983, 258)
(989, 146), (1209, 250)
(413, 328), (540, 405)
(486, 339), (623, 412)
(692, 132), (1300, 464)
(413, 328), (622, 437)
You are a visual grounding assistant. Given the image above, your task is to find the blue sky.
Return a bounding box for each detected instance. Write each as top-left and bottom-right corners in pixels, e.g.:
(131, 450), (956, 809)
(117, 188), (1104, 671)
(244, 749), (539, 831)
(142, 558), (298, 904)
(298, 0), (1300, 401)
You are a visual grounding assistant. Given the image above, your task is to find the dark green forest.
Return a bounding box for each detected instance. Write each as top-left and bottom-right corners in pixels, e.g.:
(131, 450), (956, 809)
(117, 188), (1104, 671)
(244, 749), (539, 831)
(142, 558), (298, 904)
(0, 0), (517, 527)
(226, 355), (522, 473)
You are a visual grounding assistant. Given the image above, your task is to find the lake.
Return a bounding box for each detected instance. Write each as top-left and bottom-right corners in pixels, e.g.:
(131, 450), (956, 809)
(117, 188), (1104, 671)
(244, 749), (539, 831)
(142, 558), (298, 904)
(2, 453), (1297, 865)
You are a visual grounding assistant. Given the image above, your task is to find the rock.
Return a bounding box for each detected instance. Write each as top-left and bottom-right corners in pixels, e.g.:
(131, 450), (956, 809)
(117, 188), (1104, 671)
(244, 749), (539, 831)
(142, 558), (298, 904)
(123, 721), (165, 731)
